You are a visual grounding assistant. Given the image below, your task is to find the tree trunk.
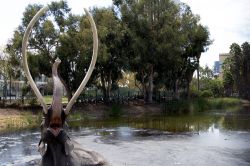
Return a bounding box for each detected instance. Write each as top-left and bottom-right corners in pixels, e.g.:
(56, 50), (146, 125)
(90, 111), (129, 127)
(58, 74), (72, 102)
(197, 63), (200, 91)
(147, 66), (154, 103)
(100, 72), (108, 103)
(187, 80), (190, 99)
(140, 71), (147, 102)
(174, 79), (179, 99)
(107, 71), (112, 100)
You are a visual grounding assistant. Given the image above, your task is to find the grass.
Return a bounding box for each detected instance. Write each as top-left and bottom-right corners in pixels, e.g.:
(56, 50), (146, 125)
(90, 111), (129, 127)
(0, 112), (41, 133)
(0, 110), (88, 133)
(0, 97), (243, 132)
(43, 96), (68, 105)
(207, 97), (242, 109)
(163, 97), (242, 114)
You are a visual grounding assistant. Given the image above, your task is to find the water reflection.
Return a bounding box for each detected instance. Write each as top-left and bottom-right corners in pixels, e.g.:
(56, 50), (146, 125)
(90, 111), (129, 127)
(0, 112), (250, 166)
(71, 116), (210, 132)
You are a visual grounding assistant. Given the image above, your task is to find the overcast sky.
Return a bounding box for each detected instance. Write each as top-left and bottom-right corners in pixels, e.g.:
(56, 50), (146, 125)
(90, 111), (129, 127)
(0, 0), (249, 67)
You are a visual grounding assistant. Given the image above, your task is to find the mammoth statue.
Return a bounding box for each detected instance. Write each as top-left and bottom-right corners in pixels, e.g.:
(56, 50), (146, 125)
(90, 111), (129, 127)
(22, 5), (110, 166)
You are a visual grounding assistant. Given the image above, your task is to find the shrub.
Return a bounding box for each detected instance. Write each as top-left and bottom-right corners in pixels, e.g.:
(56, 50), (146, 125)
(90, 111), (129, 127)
(201, 90), (213, 98)
(189, 89), (201, 98)
(108, 104), (123, 117)
(29, 98), (38, 107)
(208, 98), (241, 109)
(162, 97), (242, 114)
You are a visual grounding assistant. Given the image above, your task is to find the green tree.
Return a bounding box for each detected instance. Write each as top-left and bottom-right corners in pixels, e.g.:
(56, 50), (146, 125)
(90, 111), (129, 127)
(57, 7), (127, 101)
(114, 0), (211, 101)
(222, 58), (234, 96)
(208, 79), (223, 97)
(5, 1), (82, 100)
(179, 7), (211, 98)
(199, 65), (213, 81)
(222, 42), (250, 99)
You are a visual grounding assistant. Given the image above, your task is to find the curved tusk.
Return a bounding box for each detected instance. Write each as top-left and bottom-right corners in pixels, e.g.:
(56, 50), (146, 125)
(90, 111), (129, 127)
(65, 8), (98, 114)
(22, 6), (49, 114)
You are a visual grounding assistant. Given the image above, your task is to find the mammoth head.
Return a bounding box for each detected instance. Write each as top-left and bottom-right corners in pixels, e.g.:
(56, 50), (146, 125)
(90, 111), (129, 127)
(22, 5), (98, 137)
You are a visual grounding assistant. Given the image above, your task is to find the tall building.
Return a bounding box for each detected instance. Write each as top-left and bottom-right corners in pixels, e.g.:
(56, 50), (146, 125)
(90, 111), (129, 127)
(213, 61), (220, 77)
(219, 53), (230, 78)
(213, 53), (230, 79)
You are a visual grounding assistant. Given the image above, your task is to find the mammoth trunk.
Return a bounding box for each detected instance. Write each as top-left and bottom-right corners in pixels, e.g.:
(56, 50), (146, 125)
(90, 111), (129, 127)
(51, 58), (64, 119)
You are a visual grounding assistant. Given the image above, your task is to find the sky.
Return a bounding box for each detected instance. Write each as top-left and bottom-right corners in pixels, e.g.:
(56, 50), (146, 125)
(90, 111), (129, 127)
(0, 0), (250, 68)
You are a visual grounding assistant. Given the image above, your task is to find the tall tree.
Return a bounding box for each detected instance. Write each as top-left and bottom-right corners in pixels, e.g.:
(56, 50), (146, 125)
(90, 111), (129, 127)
(114, 0), (182, 102)
(222, 57), (234, 96)
(114, 0), (211, 101)
(56, 7), (127, 102)
(226, 42), (250, 99)
(5, 1), (84, 100)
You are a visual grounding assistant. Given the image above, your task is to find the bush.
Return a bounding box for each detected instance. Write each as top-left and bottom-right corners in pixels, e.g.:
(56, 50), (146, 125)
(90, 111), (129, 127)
(108, 104), (123, 117)
(192, 97), (210, 112)
(29, 98), (38, 107)
(208, 98), (241, 109)
(189, 89), (201, 98)
(201, 90), (213, 98)
(162, 97), (242, 114)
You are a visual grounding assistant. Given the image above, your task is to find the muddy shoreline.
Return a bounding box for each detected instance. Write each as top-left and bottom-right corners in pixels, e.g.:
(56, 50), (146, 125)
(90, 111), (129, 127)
(0, 103), (163, 132)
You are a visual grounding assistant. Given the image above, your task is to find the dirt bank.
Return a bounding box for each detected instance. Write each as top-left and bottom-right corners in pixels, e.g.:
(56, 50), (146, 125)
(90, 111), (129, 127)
(0, 104), (163, 132)
(0, 108), (40, 132)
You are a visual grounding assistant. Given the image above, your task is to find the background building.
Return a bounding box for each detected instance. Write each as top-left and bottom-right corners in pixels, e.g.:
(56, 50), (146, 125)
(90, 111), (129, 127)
(218, 53), (230, 78)
(213, 61), (220, 77)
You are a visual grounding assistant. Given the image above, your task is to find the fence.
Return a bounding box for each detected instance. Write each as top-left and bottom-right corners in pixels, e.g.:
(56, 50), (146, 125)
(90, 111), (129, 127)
(0, 83), (177, 106)
(77, 88), (143, 105)
(77, 88), (176, 105)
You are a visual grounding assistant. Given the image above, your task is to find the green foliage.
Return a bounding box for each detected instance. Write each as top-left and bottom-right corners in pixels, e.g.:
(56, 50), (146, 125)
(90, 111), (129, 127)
(5, 0), (211, 103)
(55, 7), (127, 101)
(207, 98), (241, 109)
(0, 112), (42, 132)
(221, 42), (250, 99)
(29, 98), (38, 107)
(201, 90), (213, 98)
(208, 79), (224, 97)
(43, 95), (68, 105)
(191, 98), (210, 112)
(6, 1), (72, 96)
(189, 88), (201, 98)
(114, 0), (211, 102)
(67, 112), (87, 122)
(108, 104), (123, 117)
(163, 97), (241, 113)
(194, 65), (223, 97)
(199, 65), (214, 80)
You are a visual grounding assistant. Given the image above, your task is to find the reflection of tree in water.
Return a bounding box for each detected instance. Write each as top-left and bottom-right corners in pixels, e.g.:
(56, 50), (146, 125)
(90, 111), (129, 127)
(129, 116), (219, 132)
(222, 113), (250, 131)
(70, 115), (220, 134)
(69, 112), (250, 142)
